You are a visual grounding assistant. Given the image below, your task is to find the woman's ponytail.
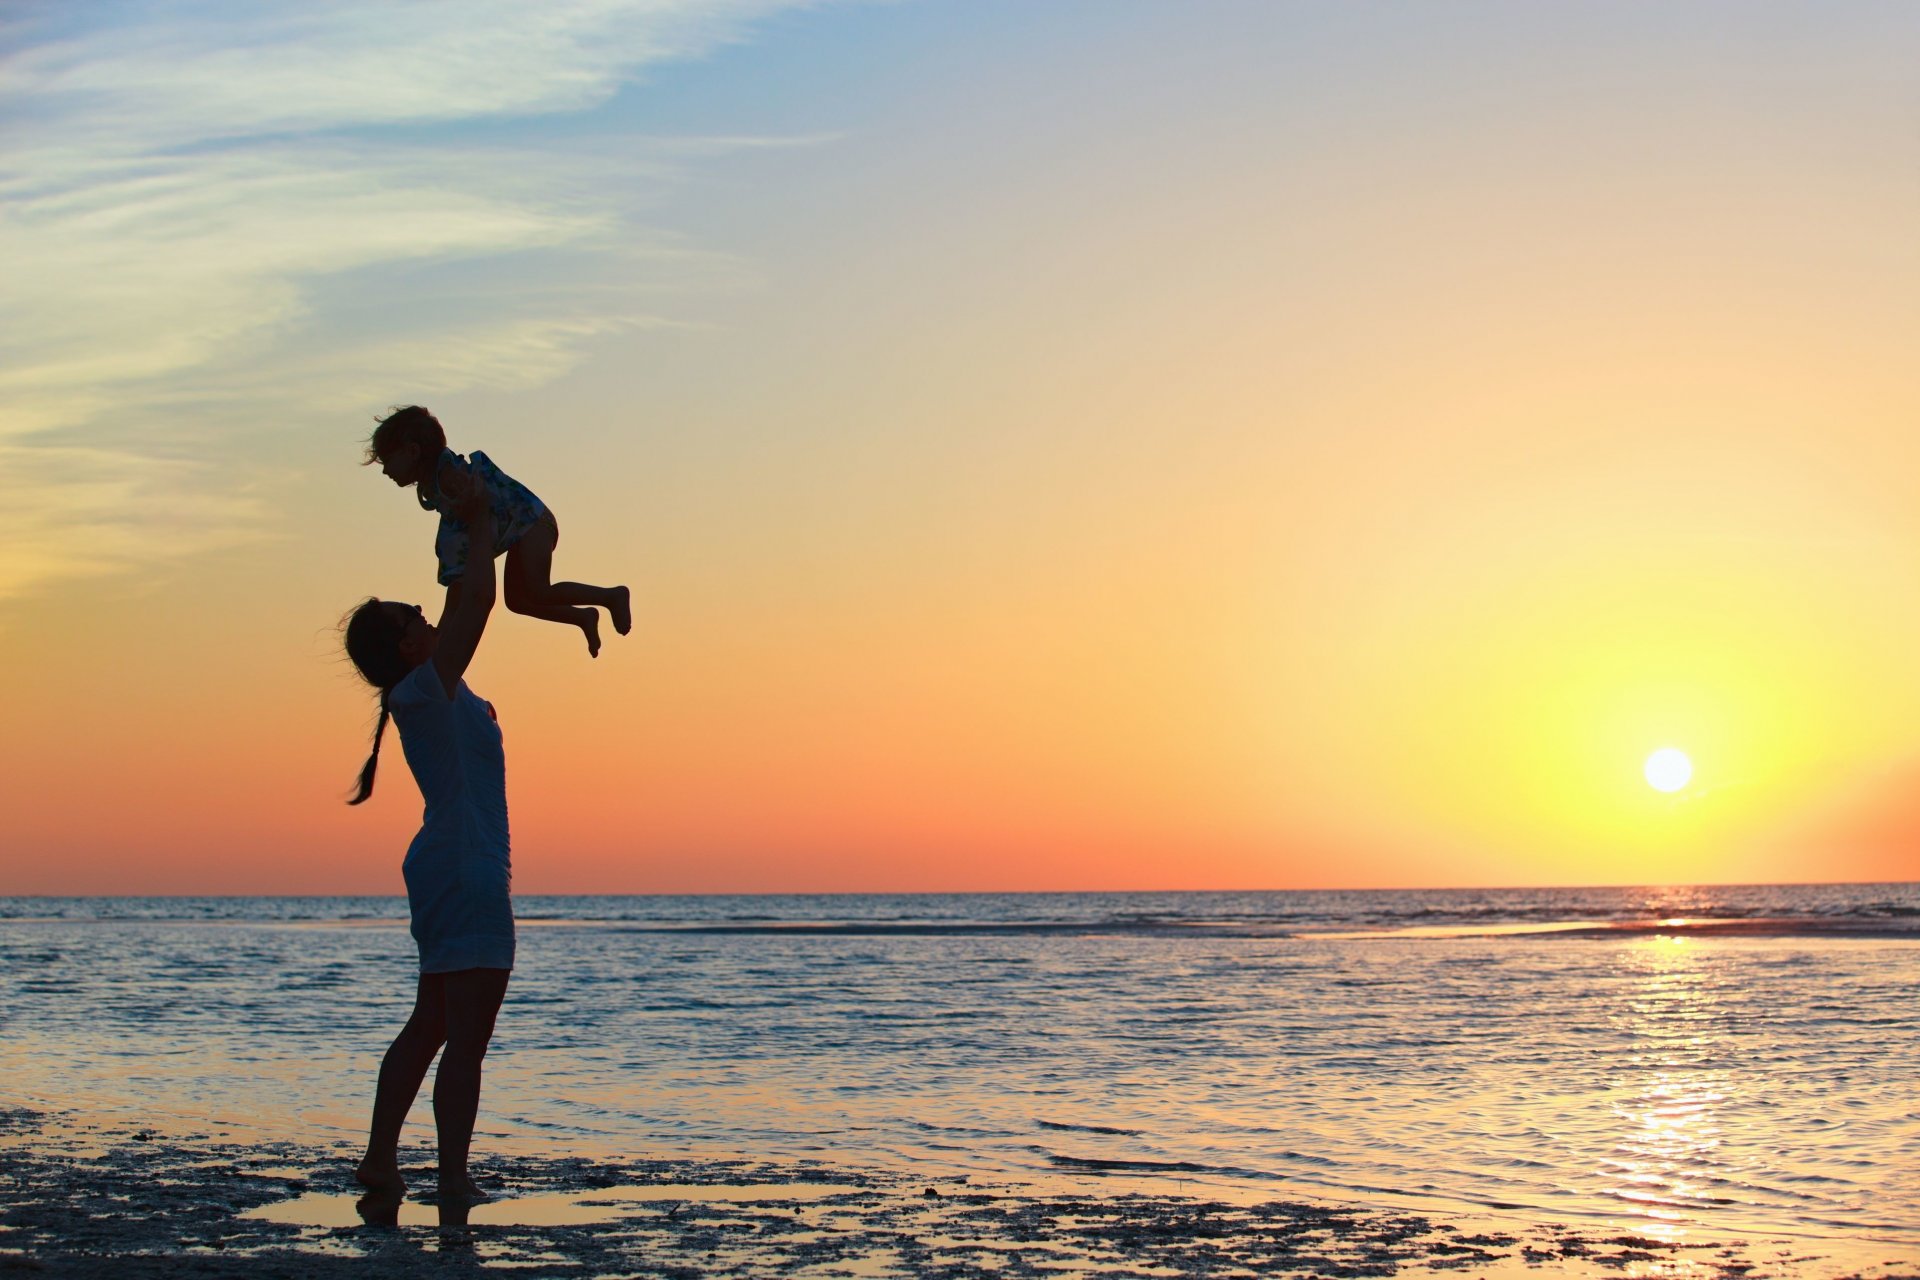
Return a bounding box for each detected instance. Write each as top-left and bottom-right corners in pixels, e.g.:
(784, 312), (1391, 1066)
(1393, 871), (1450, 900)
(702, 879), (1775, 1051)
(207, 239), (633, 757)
(342, 598), (411, 806)
(348, 688), (391, 805)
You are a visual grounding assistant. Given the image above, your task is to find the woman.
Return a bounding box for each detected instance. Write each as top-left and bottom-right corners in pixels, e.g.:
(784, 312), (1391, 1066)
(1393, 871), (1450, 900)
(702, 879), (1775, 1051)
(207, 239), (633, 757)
(342, 469), (512, 1205)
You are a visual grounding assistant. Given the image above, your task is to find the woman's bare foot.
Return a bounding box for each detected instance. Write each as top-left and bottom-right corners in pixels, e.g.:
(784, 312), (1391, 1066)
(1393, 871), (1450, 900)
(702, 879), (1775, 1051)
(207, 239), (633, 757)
(355, 1159), (407, 1197)
(437, 1171), (490, 1204)
(609, 586), (631, 636)
(580, 610), (601, 658)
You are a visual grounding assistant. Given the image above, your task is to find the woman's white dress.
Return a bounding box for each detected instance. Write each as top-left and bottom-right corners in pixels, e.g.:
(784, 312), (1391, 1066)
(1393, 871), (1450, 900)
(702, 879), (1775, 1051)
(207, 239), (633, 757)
(388, 661), (515, 973)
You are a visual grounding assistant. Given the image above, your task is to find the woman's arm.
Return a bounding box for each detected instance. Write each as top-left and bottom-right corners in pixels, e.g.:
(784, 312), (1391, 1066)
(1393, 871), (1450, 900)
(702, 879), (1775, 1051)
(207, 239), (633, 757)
(430, 470), (496, 699)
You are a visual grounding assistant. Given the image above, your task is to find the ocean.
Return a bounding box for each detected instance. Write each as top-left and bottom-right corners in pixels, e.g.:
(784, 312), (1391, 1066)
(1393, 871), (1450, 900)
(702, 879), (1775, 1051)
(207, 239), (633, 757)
(2, 884), (1916, 1259)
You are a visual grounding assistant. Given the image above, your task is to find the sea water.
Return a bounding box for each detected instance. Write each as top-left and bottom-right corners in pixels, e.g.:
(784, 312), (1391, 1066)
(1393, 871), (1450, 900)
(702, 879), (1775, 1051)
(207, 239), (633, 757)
(2, 885), (1916, 1254)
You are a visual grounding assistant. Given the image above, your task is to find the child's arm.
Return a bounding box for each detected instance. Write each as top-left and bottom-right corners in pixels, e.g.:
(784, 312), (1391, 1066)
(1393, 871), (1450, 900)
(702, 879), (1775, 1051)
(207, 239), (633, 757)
(428, 470), (496, 700)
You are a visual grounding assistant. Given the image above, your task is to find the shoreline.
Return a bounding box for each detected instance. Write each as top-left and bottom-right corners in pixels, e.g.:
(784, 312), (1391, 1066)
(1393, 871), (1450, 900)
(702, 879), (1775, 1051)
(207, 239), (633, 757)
(3, 1109), (1913, 1278)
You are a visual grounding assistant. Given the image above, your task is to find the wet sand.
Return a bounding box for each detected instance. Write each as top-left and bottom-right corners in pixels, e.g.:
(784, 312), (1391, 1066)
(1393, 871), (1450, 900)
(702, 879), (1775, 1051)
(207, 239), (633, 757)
(1, 1107), (1913, 1279)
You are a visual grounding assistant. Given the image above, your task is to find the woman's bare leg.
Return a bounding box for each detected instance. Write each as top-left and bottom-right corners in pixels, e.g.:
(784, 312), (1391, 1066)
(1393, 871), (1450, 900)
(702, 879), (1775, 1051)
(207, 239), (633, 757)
(357, 974), (449, 1194)
(433, 967), (511, 1201)
(503, 517), (628, 656)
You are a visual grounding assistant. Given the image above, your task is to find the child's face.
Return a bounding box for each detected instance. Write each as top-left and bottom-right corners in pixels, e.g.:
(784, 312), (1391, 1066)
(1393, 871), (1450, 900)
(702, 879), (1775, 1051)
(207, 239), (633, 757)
(377, 441), (425, 486)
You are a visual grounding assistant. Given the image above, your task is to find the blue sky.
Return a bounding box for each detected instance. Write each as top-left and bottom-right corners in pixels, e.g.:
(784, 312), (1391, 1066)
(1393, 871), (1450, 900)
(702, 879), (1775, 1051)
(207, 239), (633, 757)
(8, 0), (1916, 603)
(1, 0), (842, 596)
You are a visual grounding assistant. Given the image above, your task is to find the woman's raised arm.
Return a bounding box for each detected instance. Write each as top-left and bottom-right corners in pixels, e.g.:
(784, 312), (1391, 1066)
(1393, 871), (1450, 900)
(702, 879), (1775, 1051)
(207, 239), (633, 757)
(430, 469), (496, 699)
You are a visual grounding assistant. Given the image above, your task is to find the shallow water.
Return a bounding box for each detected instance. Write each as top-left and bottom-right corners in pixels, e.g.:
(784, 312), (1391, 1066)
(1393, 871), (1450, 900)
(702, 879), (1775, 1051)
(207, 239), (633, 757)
(2, 885), (1916, 1256)
(243, 1181), (860, 1229)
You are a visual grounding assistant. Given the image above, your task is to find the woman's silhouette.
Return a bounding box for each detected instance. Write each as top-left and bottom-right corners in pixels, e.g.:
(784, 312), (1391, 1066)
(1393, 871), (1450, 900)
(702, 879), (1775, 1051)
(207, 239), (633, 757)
(342, 468), (513, 1205)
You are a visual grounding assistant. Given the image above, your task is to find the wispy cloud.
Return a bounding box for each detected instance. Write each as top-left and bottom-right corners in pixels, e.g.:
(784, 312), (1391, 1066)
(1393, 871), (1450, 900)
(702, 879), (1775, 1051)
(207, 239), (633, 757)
(0, 0), (826, 598)
(5, 2), (796, 146)
(0, 443), (271, 603)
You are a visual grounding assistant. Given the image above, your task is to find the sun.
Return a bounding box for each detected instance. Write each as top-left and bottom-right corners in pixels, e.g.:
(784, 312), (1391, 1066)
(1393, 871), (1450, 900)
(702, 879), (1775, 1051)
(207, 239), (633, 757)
(1643, 747), (1693, 793)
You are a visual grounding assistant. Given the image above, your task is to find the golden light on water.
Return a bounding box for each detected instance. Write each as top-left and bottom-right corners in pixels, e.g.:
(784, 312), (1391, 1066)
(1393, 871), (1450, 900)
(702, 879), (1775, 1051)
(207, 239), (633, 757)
(1644, 748), (1694, 794)
(1607, 937), (1727, 1249)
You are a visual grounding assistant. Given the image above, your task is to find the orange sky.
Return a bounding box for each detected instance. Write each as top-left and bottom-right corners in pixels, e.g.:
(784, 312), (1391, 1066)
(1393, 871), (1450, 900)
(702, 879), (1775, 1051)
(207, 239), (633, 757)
(4, 3), (1919, 894)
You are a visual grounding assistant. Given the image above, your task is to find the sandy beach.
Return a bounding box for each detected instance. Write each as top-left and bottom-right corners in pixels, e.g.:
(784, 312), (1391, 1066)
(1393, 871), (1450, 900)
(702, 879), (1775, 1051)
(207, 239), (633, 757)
(3, 1107), (1912, 1280)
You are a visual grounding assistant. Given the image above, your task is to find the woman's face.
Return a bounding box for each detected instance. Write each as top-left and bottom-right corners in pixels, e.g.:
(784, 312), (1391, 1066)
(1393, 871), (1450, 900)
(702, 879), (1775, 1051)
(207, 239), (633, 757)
(386, 601), (436, 667)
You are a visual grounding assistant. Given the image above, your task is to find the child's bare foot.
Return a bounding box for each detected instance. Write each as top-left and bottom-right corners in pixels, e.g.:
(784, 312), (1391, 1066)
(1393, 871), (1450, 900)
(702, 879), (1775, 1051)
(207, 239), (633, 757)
(437, 1172), (491, 1204)
(355, 1159), (407, 1197)
(580, 611), (601, 659)
(609, 586), (631, 636)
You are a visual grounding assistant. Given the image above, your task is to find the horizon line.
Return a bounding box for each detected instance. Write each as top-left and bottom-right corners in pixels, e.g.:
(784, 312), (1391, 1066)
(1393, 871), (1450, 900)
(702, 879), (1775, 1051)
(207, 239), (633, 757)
(3, 878), (1915, 900)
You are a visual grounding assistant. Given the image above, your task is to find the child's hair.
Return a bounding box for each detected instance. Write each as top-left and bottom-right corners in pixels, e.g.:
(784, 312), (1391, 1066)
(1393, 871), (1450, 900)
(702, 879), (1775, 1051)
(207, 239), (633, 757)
(363, 405), (446, 465)
(343, 599), (412, 805)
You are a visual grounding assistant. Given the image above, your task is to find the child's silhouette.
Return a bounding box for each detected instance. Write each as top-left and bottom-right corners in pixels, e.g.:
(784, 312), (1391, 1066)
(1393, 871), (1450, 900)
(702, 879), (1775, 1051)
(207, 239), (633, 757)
(368, 405), (630, 656)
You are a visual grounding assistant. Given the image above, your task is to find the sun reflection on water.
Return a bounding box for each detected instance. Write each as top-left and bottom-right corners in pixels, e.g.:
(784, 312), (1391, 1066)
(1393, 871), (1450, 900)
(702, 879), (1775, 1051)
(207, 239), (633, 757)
(1601, 936), (1730, 1247)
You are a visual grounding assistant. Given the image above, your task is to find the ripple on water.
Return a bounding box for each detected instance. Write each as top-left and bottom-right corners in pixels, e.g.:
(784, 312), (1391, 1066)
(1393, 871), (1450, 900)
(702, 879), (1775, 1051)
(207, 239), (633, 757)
(1, 888), (1917, 1251)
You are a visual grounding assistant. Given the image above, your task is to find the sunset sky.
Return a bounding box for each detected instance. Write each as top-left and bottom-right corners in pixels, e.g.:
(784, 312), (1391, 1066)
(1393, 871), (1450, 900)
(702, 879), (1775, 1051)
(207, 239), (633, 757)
(5, 1), (1919, 894)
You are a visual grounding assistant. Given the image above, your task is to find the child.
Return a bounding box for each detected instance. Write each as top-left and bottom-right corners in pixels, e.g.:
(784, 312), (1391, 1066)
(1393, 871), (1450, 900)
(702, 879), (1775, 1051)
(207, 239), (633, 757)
(367, 405), (630, 657)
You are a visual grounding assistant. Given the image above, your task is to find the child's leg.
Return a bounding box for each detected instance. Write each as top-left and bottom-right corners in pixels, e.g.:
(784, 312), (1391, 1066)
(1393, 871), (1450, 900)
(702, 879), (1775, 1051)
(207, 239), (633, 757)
(503, 516), (628, 657)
